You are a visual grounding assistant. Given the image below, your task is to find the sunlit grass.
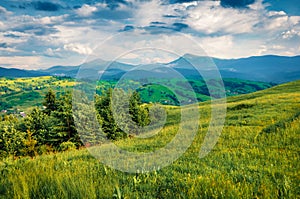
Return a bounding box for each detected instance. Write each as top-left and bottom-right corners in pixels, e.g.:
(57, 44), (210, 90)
(0, 80), (299, 198)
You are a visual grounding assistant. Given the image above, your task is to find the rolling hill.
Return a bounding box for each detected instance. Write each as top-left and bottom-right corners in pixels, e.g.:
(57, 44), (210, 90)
(0, 67), (49, 77)
(0, 76), (275, 111)
(0, 80), (299, 198)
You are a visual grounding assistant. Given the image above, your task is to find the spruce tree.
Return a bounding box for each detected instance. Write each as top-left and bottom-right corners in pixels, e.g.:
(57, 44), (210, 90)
(43, 89), (57, 115)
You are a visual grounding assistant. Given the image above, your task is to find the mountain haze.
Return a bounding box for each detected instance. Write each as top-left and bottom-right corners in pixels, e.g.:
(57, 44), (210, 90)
(1, 55), (299, 83)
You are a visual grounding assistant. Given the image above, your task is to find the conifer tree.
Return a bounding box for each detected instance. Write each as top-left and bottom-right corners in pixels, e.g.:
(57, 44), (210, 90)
(43, 89), (57, 115)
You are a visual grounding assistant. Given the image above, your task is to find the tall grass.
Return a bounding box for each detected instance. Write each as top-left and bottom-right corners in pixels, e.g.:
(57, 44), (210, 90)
(0, 80), (299, 198)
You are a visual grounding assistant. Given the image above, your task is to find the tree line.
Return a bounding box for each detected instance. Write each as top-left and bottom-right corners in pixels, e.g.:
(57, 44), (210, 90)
(0, 89), (149, 158)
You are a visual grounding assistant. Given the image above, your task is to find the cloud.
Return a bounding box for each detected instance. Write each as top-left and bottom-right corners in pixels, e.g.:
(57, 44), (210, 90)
(32, 1), (61, 11)
(0, 43), (8, 48)
(0, 31), (29, 45)
(169, 0), (198, 3)
(0, 56), (41, 69)
(220, 0), (256, 8)
(0, 6), (12, 15)
(39, 15), (67, 25)
(76, 4), (98, 17)
(121, 25), (135, 31)
(63, 43), (93, 55)
(44, 47), (63, 58)
(281, 29), (300, 39)
(0, 0), (299, 70)
(172, 22), (188, 31)
(134, 0), (166, 26)
(186, 1), (259, 34)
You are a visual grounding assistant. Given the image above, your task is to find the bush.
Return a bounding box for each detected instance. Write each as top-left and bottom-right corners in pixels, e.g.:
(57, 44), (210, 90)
(58, 141), (76, 152)
(229, 103), (254, 111)
(36, 145), (54, 155)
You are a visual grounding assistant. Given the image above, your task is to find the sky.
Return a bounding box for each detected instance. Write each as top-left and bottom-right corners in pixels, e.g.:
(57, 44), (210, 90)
(0, 0), (299, 69)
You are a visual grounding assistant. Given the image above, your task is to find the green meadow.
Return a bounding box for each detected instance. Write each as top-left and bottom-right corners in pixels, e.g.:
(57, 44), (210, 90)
(0, 80), (299, 198)
(0, 76), (274, 111)
(0, 76), (75, 112)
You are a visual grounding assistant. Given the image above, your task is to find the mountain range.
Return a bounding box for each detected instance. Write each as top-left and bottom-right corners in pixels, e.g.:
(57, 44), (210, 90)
(1, 55), (300, 83)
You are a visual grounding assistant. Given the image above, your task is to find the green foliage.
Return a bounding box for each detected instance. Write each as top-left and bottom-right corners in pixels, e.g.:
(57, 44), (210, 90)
(25, 108), (52, 145)
(0, 77), (275, 112)
(129, 91), (150, 127)
(0, 79), (298, 198)
(95, 88), (127, 140)
(95, 88), (150, 140)
(0, 90), (83, 156)
(228, 103), (255, 111)
(51, 92), (80, 145)
(261, 111), (300, 134)
(0, 116), (25, 157)
(43, 89), (57, 115)
(72, 93), (104, 146)
(22, 130), (37, 157)
(59, 141), (76, 152)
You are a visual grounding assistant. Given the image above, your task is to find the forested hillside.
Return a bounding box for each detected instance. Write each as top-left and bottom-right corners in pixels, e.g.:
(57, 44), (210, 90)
(0, 76), (275, 112)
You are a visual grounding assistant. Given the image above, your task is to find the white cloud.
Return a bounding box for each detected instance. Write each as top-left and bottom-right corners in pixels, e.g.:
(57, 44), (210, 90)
(0, 31), (30, 45)
(76, 4), (97, 17)
(281, 29), (300, 39)
(263, 15), (289, 30)
(267, 11), (286, 17)
(134, 0), (165, 26)
(119, 49), (178, 65)
(0, 46), (19, 53)
(185, 1), (259, 34)
(0, 56), (41, 69)
(0, 6), (12, 15)
(63, 43), (93, 55)
(39, 15), (67, 25)
(44, 47), (62, 57)
(0, 0), (300, 70)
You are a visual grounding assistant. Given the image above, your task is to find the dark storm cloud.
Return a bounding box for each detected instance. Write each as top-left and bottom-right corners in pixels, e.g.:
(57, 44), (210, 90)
(220, 0), (255, 8)
(34, 27), (59, 36)
(172, 22), (188, 31)
(72, 0), (130, 10)
(119, 25), (134, 32)
(143, 22), (189, 34)
(93, 9), (132, 20)
(0, 43), (8, 48)
(32, 1), (61, 11)
(151, 21), (167, 25)
(12, 25), (58, 36)
(123, 25), (134, 31)
(163, 14), (180, 18)
(169, 0), (197, 3)
(3, 33), (21, 38)
(104, 0), (130, 10)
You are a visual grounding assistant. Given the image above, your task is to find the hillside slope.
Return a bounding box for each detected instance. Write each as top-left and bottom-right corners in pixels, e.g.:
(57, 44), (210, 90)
(0, 76), (275, 111)
(0, 67), (49, 77)
(0, 80), (299, 198)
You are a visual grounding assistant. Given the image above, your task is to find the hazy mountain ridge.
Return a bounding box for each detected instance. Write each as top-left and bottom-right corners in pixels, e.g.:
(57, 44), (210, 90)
(1, 55), (299, 83)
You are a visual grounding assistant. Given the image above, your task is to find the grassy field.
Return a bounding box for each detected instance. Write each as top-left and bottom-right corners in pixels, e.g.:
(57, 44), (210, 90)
(0, 80), (299, 198)
(0, 76), (75, 113)
(0, 76), (274, 112)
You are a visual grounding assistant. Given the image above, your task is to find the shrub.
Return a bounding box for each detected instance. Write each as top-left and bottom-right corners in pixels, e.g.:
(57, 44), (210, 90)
(58, 141), (76, 151)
